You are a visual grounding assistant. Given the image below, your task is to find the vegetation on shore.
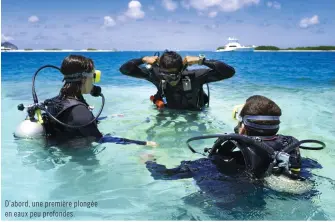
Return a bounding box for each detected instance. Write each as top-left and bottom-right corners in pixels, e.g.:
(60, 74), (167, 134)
(44, 48), (62, 50)
(283, 46), (335, 50)
(24, 48), (33, 51)
(255, 45), (335, 50)
(254, 46), (280, 50)
(87, 48), (97, 51)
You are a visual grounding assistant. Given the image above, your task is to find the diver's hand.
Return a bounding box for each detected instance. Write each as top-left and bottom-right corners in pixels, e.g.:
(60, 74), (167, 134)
(183, 56), (202, 66)
(146, 141), (158, 147)
(142, 56), (158, 65)
(140, 153), (156, 163)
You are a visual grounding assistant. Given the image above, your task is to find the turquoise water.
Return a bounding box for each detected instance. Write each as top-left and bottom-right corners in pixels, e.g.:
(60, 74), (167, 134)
(1, 51), (335, 220)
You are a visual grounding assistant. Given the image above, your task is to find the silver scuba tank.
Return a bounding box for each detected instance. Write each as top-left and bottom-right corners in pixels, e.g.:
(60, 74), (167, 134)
(14, 119), (46, 139)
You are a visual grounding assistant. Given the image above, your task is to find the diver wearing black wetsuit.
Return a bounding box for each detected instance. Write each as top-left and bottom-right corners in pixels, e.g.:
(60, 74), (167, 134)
(142, 94), (326, 219)
(40, 55), (155, 148)
(119, 51), (235, 110)
(144, 151), (323, 220)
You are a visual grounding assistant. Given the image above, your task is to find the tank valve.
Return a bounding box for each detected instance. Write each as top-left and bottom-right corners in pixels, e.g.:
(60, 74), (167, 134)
(18, 104), (25, 111)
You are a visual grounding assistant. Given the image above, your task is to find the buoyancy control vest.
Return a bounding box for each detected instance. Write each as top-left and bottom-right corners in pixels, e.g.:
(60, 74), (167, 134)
(42, 96), (94, 137)
(149, 66), (209, 110)
(211, 135), (301, 178)
(186, 133), (325, 180)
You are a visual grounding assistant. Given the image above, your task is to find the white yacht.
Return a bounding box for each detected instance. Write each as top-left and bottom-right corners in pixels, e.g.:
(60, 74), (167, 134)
(216, 37), (255, 52)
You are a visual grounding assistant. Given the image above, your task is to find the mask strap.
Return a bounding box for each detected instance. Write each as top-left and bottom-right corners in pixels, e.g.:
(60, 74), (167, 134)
(242, 115), (280, 130)
(244, 115), (280, 121)
(63, 72), (94, 83)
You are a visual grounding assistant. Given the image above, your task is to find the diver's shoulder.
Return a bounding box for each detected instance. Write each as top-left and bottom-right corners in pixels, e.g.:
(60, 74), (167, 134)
(276, 134), (299, 141)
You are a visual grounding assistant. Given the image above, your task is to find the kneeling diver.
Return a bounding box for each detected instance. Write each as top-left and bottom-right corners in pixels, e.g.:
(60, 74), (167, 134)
(14, 55), (157, 148)
(143, 95), (325, 194)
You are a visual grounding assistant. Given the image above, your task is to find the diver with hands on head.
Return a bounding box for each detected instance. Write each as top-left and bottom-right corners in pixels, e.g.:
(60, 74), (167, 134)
(120, 50), (235, 111)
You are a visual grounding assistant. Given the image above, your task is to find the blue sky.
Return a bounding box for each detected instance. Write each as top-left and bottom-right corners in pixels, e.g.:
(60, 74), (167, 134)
(1, 0), (335, 50)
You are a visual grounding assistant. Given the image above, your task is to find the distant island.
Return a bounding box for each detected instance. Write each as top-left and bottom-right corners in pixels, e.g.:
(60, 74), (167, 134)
(254, 46), (280, 50)
(1, 41), (118, 52)
(44, 48), (63, 51)
(1, 41), (18, 50)
(254, 45), (335, 51)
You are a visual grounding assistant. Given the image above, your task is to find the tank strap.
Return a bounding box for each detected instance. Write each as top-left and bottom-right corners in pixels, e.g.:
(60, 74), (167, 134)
(45, 97), (88, 118)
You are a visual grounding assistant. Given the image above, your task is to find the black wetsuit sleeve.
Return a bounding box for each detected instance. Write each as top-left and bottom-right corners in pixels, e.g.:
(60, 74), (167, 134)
(119, 58), (151, 80)
(68, 105), (103, 142)
(98, 135), (147, 145)
(194, 59), (235, 84)
(145, 161), (193, 180)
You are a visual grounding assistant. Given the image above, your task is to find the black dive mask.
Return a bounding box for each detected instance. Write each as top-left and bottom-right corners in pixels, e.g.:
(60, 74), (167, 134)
(158, 68), (182, 86)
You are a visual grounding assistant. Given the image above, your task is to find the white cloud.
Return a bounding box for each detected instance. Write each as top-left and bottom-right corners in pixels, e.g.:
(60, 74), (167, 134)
(104, 16), (116, 27)
(1, 34), (14, 42)
(267, 1), (281, 9)
(183, 0), (260, 12)
(162, 0), (178, 11)
(208, 11), (218, 18)
(28, 15), (39, 23)
(299, 15), (319, 28)
(125, 0), (145, 19)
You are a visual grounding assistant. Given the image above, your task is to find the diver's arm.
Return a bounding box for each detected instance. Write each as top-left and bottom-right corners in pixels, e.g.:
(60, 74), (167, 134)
(98, 135), (157, 147)
(195, 59), (235, 84)
(145, 160), (193, 180)
(119, 58), (151, 80)
(71, 106), (157, 146)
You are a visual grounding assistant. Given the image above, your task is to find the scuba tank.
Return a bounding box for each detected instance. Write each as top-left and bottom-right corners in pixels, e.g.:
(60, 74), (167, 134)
(14, 104), (45, 139)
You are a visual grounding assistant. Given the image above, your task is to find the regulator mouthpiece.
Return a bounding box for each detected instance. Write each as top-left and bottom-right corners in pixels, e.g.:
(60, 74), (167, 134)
(90, 85), (101, 97)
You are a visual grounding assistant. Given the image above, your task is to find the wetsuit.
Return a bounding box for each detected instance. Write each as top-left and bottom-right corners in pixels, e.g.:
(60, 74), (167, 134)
(119, 58), (235, 110)
(44, 96), (146, 147)
(145, 154), (322, 219)
(145, 135), (322, 209)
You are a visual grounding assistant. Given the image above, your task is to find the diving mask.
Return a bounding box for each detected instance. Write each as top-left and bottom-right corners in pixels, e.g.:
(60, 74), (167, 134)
(64, 69), (101, 83)
(158, 69), (182, 86)
(232, 103), (280, 130)
(232, 104), (245, 121)
(82, 70), (101, 83)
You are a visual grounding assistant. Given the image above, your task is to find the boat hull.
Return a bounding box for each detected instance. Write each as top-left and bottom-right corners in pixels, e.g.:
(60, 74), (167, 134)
(216, 47), (254, 52)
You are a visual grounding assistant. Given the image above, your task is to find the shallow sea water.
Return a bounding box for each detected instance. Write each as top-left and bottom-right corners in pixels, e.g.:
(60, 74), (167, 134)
(1, 51), (335, 220)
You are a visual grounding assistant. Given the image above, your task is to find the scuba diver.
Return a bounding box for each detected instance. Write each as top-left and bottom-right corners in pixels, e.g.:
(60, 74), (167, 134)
(119, 50), (235, 111)
(142, 95), (325, 196)
(14, 55), (157, 148)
